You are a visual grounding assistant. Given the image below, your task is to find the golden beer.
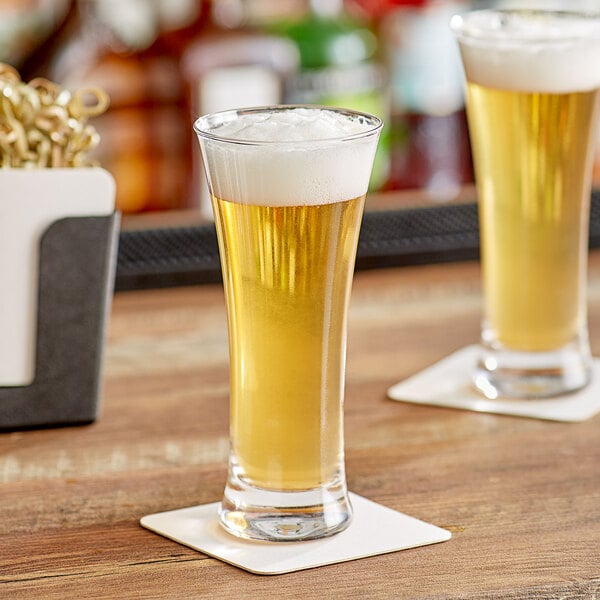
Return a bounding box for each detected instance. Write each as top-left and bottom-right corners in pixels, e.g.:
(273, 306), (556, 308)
(467, 83), (600, 351)
(195, 106), (381, 540)
(212, 195), (365, 490)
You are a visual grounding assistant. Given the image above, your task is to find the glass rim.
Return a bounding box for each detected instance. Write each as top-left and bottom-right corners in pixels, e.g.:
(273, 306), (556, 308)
(193, 104), (383, 147)
(451, 9), (600, 45)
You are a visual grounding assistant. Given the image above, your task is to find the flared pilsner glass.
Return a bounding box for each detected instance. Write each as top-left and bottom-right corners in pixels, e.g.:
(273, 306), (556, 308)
(194, 106), (382, 541)
(452, 10), (600, 398)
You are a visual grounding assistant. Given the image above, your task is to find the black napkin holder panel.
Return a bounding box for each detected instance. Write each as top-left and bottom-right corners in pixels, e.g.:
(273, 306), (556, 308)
(0, 213), (120, 430)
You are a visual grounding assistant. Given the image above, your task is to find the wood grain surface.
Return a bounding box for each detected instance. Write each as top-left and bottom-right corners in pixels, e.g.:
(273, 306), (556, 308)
(1, 252), (599, 599)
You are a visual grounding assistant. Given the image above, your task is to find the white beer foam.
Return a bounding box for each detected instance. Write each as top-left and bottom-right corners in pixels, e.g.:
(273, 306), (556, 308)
(197, 108), (380, 206)
(452, 11), (600, 93)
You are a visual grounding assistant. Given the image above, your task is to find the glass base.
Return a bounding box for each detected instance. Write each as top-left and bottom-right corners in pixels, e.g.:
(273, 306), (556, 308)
(219, 470), (352, 542)
(473, 335), (593, 399)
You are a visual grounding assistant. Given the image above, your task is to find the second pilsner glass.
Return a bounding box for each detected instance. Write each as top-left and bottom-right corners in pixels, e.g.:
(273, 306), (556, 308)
(452, 10), (600, 398)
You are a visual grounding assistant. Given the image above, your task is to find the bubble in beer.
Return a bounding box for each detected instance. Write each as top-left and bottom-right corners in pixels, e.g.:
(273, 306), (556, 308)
(452, 10), (600, 93)
(196, 107), (381, 207)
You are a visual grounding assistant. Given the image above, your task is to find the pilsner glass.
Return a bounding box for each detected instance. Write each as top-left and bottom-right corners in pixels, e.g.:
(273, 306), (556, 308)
(194, 106), (382, 541)
(452, 10), (600, 398)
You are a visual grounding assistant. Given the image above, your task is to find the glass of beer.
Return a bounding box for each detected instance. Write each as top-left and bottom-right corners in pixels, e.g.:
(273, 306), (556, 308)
(194, 106), (382, 541)
(452, 10), (600, 399)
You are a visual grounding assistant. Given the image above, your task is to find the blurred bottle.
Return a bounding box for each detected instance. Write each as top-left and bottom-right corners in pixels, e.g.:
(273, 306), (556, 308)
(182, 0), (299, 216)
(0, 0), (70, 71)
(81, 0), (189, 214)
(355, 0), (473, 200)
(272, 0), (391, 191)
(23, 0), (202, 213)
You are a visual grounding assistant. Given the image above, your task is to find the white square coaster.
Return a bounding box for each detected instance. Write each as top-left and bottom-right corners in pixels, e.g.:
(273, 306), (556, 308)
(140, 492), (451, 575)
(387, 345), (600, 422)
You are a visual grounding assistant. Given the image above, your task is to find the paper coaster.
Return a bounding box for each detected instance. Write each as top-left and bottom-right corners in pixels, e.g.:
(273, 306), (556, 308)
(388, 345), (600, 422)
(140, 492), (451, 575)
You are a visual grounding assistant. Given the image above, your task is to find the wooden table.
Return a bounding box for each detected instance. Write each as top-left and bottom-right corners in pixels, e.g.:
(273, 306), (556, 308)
(1, 251), (599, 599)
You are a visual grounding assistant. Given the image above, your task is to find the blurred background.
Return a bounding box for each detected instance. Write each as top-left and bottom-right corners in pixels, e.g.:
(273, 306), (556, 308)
(2, 0), (600, 215)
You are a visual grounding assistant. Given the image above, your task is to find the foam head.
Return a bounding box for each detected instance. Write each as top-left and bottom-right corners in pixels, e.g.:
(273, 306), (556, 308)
(452, 10), (600, 93)
(194, 107), (382, 206)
